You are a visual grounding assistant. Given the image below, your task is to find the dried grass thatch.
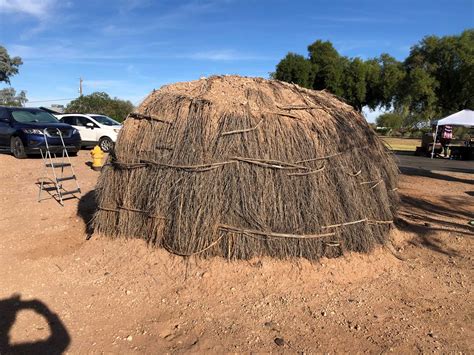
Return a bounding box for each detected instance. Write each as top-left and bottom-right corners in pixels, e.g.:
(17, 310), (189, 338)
(92, 75), (398, 260)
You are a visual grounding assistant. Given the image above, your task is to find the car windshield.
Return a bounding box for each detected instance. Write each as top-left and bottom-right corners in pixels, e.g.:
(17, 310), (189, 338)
(91, 115), (121, 126)
(11, 110), (59, 123)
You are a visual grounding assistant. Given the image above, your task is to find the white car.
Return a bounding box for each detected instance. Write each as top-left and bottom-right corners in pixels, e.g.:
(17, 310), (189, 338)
(56, 113), (122, 152)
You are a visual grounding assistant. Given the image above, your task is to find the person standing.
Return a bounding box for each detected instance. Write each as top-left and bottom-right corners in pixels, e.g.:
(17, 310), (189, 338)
(440, 125), (453, 157)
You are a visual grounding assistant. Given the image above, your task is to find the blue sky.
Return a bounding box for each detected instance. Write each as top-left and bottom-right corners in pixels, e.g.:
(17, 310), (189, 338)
(0, 0), (472, 121)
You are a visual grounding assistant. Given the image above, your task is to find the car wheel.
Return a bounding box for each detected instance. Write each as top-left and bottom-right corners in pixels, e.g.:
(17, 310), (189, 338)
(98, 137), (114, 153)
(10, 136), (27, 159)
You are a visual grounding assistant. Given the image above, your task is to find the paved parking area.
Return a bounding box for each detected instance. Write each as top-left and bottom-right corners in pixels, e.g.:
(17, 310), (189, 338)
(395, 152), (474, 174)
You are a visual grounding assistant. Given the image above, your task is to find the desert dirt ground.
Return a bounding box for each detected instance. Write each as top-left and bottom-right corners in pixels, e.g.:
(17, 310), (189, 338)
(0, 150), (473, 353)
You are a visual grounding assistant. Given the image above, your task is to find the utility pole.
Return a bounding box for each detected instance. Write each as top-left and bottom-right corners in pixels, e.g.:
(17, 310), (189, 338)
(79, 77), (83, 96)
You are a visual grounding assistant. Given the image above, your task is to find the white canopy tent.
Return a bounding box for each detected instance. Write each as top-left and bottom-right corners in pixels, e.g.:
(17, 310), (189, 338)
(431, 109), (474, 158)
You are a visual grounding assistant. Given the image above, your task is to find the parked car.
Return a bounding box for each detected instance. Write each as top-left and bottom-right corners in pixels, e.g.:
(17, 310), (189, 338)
(0, 106), (81, 159)
(56, 114), (122, 152)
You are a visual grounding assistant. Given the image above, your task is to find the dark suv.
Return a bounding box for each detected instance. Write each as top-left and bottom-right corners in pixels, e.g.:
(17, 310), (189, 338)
(0, 106), (82, 159)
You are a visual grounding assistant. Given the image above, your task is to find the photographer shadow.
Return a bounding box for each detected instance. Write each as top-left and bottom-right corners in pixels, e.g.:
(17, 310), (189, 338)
(0, 294), (70, 354)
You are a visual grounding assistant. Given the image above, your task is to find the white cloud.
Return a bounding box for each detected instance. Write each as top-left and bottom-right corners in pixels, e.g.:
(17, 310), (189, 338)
(312, 15), (405, 24)
(101, 24), (141, 36)
(7, 43), (143, 61)
(126, 64), (140, 76)
(0, 0), (63, 38)
(334, 39), (392, 57)
(8, 44), (35, 58)
(0, 0), (56, 18)
(189, 50), (241, 61)
(8, 42), (271, 64)
(100, 0), (234, 36)
(118, 0), (151, 13)
(24, 83), (153, 108)
(82, 80), (125, 90)
(187, 49), (271, 61)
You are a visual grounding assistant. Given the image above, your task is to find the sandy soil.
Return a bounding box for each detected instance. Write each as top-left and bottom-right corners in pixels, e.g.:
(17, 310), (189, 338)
(0, 150), (473, 353)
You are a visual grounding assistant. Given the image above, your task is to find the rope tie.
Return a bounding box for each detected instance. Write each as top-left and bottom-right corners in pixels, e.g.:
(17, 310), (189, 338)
(98, 206), (393, 230)
(128, 112), (173, 124)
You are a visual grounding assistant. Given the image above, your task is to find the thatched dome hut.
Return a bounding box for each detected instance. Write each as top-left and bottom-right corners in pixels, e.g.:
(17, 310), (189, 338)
(93, 75), (398, 260)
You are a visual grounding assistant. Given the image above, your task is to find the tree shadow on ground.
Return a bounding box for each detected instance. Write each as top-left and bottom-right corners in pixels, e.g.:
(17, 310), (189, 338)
(396, 218), (464, 257)
(391, 150), (416, 156)
(399, 166), (474, 185)
(396, 194), (474, 257)
(401, 194), (474, 221)
(77, 190), (96, 239)
(0, 294), (70, 354)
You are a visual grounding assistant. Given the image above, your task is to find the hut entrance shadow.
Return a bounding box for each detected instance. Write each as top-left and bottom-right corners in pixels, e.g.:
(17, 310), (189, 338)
(77, 190), (97, 239)
(0, 294), (71, 354)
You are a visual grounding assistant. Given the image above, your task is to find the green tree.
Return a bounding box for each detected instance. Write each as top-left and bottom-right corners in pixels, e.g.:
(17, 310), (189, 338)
(397, 67), (438, 125)
(403, 29), (474, 117)
(307, 40), (345, 96)
(378, 54), (405, 109)
(272, 53), (313, 88)
(273, 30), (474, 122)
(342, 58), (367, 111)
(0, 46), (26, 107)
(0, 87), (28, 106)
(375, 112), (404, 129)
(274, 40), (378, 108)
(364, 58), (382, 110)
(0, 46), (23, 84)
(66, 92), (134, 122)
